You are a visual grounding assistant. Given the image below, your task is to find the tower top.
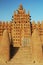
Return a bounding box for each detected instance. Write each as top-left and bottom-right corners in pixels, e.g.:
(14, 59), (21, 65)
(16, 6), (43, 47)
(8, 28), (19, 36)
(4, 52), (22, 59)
(19, 4), (23, 10)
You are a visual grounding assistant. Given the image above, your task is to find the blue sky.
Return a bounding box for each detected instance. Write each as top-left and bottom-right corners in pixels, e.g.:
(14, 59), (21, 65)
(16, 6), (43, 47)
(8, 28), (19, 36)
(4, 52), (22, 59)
(0, 0), (43, 22)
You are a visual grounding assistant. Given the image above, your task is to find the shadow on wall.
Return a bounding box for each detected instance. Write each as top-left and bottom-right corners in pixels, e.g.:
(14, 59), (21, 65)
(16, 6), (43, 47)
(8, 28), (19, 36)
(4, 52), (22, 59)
(10, 44), (19, 59)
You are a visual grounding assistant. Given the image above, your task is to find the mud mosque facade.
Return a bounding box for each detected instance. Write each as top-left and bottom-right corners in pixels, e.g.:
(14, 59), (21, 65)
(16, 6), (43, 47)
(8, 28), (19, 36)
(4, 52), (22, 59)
(0, 4), (43, 63)
(0, 4), (43, 47)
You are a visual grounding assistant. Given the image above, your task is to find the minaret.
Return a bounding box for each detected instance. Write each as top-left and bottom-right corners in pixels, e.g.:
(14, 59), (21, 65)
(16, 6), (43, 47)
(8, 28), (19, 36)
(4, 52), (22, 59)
(11, 4), (31, 47)
(0, 30), (10, 63)
(32, 29), (42, 63)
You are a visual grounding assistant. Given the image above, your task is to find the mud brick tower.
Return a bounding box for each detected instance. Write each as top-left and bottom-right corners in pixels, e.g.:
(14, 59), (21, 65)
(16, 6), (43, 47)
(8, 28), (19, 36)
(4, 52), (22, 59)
(11, 4), (31, 47)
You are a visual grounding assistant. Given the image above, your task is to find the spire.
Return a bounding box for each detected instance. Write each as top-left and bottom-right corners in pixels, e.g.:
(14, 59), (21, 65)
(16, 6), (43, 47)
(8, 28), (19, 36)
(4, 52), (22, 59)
(19, 4), (23, 10)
